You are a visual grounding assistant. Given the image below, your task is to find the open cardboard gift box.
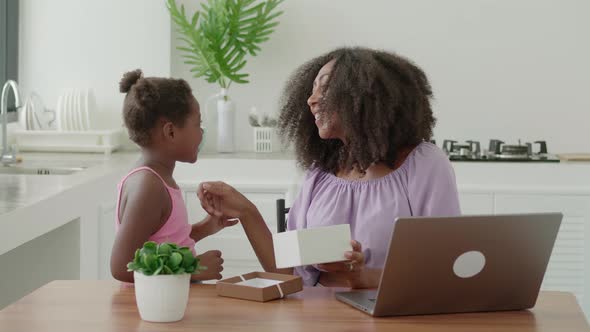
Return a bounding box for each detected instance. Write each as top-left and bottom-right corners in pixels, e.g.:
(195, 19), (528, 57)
(216, 271), (303, 302)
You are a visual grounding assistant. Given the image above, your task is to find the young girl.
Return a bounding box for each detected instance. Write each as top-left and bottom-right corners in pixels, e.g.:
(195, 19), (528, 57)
(110, 69), (237, 283)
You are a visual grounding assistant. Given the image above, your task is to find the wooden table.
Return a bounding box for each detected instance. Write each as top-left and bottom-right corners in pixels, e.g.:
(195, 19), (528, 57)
(0, 280), (588, 331)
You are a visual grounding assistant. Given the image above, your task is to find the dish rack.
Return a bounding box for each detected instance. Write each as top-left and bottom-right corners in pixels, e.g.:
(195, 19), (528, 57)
(13, 129), (125, 155)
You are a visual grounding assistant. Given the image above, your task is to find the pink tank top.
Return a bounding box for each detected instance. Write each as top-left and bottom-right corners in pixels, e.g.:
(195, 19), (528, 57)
(115, 166), (196, 254)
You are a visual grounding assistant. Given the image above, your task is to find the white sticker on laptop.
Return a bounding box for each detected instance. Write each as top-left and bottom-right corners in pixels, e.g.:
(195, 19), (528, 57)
(453, 251), (486, 278)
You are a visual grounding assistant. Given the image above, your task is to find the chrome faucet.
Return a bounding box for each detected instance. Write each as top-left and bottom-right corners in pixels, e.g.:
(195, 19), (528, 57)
(1, 80), (22, 165)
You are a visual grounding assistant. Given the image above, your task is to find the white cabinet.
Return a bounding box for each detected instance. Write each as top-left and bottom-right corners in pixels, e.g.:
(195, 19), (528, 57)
(458, 193), (494, 215)
(97, 202), (116, 280)
(493, 193), (590, 312)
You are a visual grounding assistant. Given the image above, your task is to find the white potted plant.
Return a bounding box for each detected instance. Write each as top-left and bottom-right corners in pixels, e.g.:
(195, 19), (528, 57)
(126, 241), (204, 322)
(167, 0), (284, 153)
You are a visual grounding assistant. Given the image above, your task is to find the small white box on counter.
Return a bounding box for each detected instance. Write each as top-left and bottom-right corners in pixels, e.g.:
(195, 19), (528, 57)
(272, 224), (351, 269)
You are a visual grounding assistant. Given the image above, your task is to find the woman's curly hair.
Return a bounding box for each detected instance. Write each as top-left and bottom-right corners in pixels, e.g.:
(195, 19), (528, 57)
(119, 69), (194, 147)
(278, 47), (436, 174)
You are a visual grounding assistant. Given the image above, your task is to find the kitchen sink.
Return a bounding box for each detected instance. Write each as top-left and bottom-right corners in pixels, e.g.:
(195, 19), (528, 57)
(0, 166), (86, 175)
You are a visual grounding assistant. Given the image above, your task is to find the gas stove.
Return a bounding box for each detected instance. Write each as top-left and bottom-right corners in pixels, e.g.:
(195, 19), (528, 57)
(438, 139), (560, 162)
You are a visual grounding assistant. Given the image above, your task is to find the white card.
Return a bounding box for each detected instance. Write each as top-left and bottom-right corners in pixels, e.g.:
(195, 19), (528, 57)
(236, 278), (283, 288)
(273, 224), (352, 268)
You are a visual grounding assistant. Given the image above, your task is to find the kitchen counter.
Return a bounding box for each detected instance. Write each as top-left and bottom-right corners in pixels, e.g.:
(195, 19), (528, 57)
(3, 151), (590, 216)
(0, 152), (140, 215)
(0, 151), (291, 215)
(193, 152), (590, 191)
(2, 151), (590, 246)
(0, 280), (588, 332)
(3, 151), (590, 258)
(0, 152), (140, 262)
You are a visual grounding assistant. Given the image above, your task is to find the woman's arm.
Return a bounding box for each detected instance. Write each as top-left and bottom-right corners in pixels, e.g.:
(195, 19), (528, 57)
(110, 173), (168, 283)
(240, 204), (293, 274)
(197, 182), (293, 275)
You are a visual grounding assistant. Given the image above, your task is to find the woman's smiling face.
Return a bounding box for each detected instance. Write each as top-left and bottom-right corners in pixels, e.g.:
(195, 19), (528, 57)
(306, 59), (344, 140)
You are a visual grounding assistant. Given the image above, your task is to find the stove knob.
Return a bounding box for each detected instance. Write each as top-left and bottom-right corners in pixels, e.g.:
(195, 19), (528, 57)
(534, 141), (548, 154)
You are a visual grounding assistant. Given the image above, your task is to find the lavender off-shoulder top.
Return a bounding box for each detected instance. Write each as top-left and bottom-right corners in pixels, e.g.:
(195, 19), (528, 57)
(286, 142), (461, 285)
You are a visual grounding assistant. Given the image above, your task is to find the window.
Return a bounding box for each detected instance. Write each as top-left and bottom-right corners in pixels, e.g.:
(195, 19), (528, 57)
(0, 0), (18, 122)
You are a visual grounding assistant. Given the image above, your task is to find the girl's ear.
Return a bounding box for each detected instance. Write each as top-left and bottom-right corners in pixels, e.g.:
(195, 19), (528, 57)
(162, 121), (175, 141)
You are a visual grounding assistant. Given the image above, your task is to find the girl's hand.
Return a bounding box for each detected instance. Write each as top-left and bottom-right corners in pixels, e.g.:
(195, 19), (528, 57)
(191, 250), (224, 281)
(199, 214), (239, 237)
(197, 181), (254, 219)
(317, 240), (365, 274)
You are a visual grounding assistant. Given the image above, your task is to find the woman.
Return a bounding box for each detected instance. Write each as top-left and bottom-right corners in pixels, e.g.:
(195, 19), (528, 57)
(198, 47), (461, 288)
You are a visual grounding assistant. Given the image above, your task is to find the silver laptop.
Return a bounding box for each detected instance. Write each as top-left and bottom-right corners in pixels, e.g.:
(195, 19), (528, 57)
(336, 213), (562, 317)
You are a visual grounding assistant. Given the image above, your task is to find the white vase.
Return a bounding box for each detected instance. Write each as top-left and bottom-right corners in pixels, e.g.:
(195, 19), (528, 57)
(216, 97), (235, 153)
(134, 272), (191, 322)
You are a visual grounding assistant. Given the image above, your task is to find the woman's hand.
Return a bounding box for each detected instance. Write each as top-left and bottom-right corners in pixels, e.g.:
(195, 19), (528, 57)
(191, 250), (224, 281)
(197, 181), (254, 219)
(317, 240), (365, 273)
(316, 240), (379, 289)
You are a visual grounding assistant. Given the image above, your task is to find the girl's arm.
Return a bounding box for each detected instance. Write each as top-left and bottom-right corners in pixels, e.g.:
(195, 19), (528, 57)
(110, 173), (168, 282)
(190, 215), (239, 243)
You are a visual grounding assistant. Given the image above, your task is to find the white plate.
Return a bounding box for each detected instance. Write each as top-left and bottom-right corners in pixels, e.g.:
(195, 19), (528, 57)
(61, 91), (68, 131)
(26, 99), (33, 130)
(28, 98), (37, 130)
(76, 89), (85, 130)
(55, 94), (63, 131)
(72, 89), (80, 131)
(18, 100), (27, 130)
(29, 97), (45, 131)
(29, 92), (50, 130)
(85, 88), (96, 130)
(24, 99), (30, 130)
(64, 90), (73, 131)
(77, 89), (84, 131)
(81, 89), (91, 130)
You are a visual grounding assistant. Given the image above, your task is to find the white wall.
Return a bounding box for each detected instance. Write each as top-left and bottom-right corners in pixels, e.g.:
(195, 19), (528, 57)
(18, 0), (171, 131)
(171, 0), (590, 154)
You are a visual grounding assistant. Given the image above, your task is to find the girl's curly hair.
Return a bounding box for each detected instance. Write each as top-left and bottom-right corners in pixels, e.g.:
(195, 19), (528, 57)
(119, 69), (194, 147)
(278, 47), (436, 174)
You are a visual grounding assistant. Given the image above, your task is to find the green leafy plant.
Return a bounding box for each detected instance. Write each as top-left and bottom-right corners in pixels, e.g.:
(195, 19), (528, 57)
(167, 0), (284, 90)
(127, 241), (205, 276)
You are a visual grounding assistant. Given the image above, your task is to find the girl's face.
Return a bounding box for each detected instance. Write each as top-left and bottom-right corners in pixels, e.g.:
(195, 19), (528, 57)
(307, 59), (344, 141)
(175, 97), (203, 163)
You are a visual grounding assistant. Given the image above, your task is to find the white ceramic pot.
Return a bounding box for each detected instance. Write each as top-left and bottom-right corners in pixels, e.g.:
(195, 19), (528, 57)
(134, 272), (191, 322)
(216, 97), (235, 153)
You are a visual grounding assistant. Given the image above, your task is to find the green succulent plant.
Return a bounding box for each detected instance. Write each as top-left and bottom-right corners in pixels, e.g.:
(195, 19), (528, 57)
(127, 241), (205, 276)
(167, 0), (284, 90)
